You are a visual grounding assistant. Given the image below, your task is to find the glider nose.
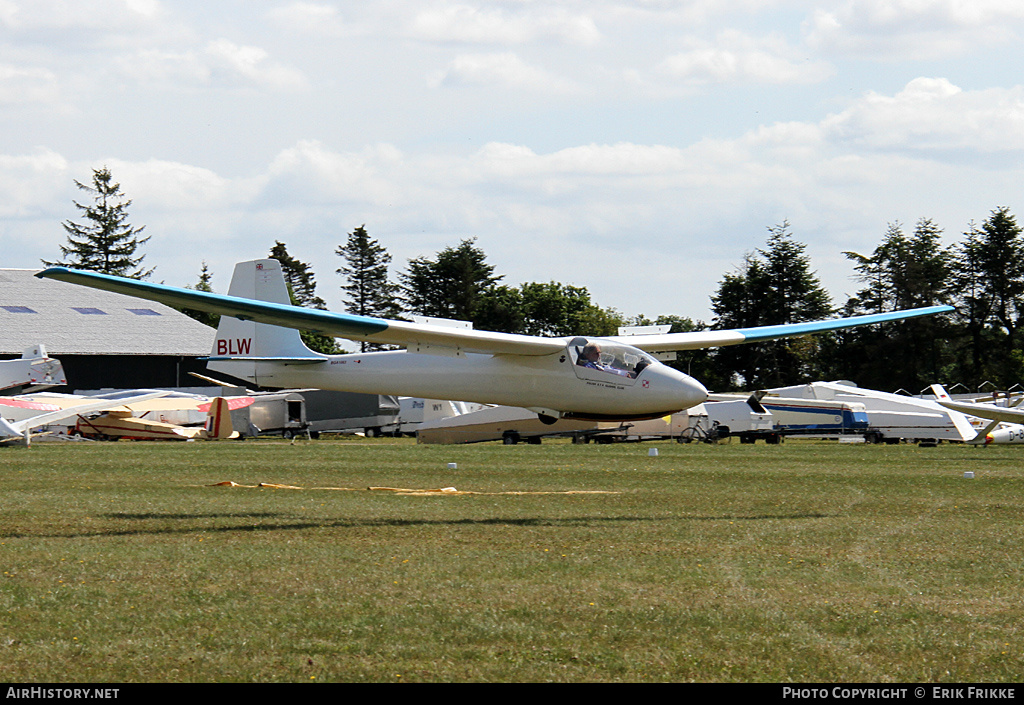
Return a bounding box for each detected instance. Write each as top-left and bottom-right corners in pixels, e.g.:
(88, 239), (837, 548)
(677, 372), (709, 410)
(651, 365), (707, 410)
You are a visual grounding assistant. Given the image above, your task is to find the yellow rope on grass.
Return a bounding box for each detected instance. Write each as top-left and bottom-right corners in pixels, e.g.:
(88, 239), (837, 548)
(206, 481), (617, 496)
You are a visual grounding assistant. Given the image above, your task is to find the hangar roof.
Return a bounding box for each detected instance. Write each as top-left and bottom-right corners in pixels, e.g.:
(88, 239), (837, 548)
(0, 269), (215, 356)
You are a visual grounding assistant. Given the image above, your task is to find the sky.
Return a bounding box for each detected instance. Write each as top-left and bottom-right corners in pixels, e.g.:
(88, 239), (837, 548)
(2, 0), (1023, 324)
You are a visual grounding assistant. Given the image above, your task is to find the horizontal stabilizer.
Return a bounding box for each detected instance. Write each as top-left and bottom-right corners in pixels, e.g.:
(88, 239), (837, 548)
(203, 356), (328, 364)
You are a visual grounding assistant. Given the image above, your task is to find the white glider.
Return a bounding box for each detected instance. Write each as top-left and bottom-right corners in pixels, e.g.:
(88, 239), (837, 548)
(933, 385), (1024, 444)
(38, 261), (952, 423)
(0, 345), (66, 392)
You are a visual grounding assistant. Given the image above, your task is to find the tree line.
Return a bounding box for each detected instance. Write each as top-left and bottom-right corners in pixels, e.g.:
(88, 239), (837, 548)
(44, 167), (1024, 393)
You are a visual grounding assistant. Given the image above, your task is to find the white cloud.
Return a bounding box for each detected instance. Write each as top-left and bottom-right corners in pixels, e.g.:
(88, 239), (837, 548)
(822, 77), (1024, 152)
(104, 158), (241, 211)
(115, 39), (307, 91)
(472, 141), (691, 178)
(204, 39), (307, 90)
(262, 140), (407, 206)
(115, 48), (210, 85)
(658, 31), (833, 86)
(431, 52), (579, 93)
(265, 2), (348, 37)
(0, 148), (68, 218)
(407, 3), (601, 46)
(803, 1), (1024, 59)
(0, 63), (59, 105)
(0, 0), (165, 31)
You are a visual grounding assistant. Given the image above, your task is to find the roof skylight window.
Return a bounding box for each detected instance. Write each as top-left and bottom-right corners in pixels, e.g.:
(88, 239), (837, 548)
(1, 305), (37, 313)
(71, 307), (107, 315)
(127, 308), (161, 316)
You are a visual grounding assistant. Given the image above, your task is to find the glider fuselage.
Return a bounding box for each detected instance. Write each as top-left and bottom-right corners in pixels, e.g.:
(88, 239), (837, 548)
(211, 342), (707, 421)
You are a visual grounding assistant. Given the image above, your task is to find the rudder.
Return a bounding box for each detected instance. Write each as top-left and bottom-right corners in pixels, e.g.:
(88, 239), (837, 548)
(207, 259), (321, 382)
(204, 396), (235, 439)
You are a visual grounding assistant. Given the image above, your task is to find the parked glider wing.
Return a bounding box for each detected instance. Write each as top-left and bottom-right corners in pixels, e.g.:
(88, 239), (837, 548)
(0, 390), (174, 443)
(937, 398), (1024, 425)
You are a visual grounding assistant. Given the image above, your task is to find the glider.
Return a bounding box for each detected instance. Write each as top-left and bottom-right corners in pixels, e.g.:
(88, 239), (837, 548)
(0, 345), (66, 392)
(74, 396), (238, 441)
(932, 384), (1024, 445)
(38, 261), (952, 423)
(0, 390), (173, 445)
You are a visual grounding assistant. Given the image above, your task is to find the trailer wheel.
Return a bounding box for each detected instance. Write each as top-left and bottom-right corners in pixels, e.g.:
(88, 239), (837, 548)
(502, 431), (520, 445)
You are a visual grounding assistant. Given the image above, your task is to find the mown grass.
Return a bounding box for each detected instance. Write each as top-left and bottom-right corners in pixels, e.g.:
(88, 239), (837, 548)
(1, 437), (1022, 682)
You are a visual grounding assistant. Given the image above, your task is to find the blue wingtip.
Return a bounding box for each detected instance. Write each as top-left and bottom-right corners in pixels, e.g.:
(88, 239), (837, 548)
(36, 267), (70, 278)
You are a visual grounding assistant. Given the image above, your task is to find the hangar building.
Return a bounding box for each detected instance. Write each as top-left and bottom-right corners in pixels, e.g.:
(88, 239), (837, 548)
(0, 269), (215, 391)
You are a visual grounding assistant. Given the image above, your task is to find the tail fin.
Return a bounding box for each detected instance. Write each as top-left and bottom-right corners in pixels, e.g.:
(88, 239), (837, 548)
(207, 259), (321, 382)
(204, 396), (235, 439)
(0, 417), (25, 442)
(938, 384), (1005, 445)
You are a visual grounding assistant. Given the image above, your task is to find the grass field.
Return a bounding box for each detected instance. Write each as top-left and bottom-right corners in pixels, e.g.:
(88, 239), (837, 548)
(1, 437), (1022, 683)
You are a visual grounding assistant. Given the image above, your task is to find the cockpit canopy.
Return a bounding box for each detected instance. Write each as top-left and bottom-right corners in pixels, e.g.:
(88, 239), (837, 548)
(567, 337), (658, 384)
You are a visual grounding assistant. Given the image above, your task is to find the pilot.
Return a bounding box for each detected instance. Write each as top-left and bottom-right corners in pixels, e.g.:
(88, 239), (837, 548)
(578, 343), (603, 369)
(578, 343), (631, 376)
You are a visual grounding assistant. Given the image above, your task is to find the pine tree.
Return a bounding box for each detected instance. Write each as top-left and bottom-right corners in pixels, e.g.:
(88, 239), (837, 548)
(336, 226), (402, 319)
(181, 261), (220, 328)
(43, 167), (152, 279)
(709, 223), (833, 389)
(268, 242), (339, 354)
(336, 226), (402, 351)
(758, 221), (833, 323)
(400, 238), (502, 322)
(950, 208), (1024, 386)
(269, 241), (326, 309)
(838, 219), (954, 390)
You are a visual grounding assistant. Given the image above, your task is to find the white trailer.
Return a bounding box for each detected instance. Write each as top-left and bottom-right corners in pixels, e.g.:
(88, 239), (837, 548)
(297, 390), (399, 437)
(381, 397), (489, 437)
(764, 382), (975, 444)
(703, 397), (778, 443)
